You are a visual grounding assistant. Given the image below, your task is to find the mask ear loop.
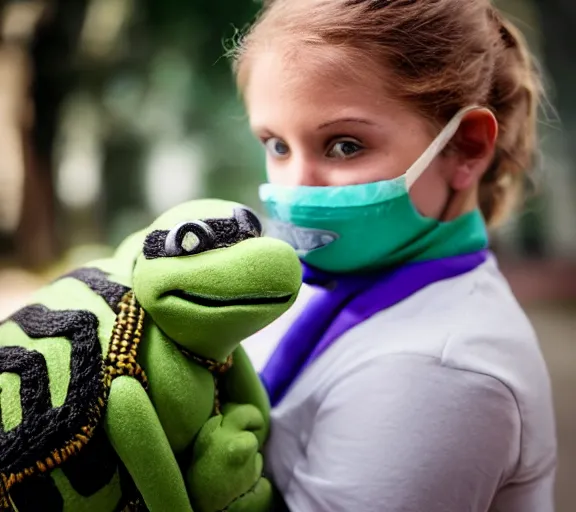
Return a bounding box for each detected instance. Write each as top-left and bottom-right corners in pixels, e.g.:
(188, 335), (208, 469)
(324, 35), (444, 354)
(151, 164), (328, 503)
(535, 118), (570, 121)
(405, 105), (485, 190)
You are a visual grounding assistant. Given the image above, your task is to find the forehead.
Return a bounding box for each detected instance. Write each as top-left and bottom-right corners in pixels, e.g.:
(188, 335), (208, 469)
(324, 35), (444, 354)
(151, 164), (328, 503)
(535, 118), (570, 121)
(245, 47), (396, 128)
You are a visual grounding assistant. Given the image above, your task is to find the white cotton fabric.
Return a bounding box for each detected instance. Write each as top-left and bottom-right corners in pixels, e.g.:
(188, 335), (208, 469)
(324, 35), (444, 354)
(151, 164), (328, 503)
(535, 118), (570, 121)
(242, 254), (557, 512)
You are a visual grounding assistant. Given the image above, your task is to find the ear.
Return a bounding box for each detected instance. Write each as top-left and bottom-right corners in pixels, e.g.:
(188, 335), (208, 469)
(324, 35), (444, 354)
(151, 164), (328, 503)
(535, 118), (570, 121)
(449, 109), (498, 190)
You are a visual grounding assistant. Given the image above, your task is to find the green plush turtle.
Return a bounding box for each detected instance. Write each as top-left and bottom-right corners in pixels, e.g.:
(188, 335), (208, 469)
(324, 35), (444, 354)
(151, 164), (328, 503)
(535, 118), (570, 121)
(0, 199), (302, 512)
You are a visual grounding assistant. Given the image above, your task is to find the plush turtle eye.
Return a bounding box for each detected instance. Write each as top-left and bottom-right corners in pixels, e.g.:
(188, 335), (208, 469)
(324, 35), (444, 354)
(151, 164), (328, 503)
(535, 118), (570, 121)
(165, 220), (215, 257)
(234, 207), (262, 237)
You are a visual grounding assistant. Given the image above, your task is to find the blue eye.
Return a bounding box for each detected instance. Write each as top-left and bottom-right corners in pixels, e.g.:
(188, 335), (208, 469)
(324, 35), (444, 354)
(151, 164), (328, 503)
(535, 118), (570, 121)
(328, 140), (363, 159)
(264, 138), (290, 158)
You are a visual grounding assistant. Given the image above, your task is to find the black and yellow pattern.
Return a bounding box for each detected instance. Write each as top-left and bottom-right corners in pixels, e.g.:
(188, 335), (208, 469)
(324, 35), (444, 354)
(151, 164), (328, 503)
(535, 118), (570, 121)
(104, 291), (148, 390)
(0, 277), (148, 511)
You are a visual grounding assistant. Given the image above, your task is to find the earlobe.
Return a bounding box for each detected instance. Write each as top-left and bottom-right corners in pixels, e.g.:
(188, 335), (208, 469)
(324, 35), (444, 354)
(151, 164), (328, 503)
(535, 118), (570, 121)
(450, 109), (498, 190)
(451, 166), (476, 190)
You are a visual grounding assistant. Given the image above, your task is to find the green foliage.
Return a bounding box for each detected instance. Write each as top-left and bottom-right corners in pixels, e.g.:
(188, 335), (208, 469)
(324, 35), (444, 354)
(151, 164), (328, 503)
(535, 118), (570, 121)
(82, 0), (267, 244)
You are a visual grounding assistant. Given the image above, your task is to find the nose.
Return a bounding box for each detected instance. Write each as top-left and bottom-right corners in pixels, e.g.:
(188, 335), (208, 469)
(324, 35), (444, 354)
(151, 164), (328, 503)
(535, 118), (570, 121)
(286, 155), (326, 187)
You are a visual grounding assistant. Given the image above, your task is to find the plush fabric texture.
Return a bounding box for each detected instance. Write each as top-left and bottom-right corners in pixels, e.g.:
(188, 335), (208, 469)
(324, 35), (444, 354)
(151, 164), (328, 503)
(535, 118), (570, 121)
(143, 217), (254, 261)
(104, 375), (193, 512)
(133, 203), (302, 364)
(186, 404), (272, 512)
(0, 198), (302, 512)
(0, 306), (103, 478)
(134, 235), (301, 362)
(0, 304), (126, 512)
(59, 426), (119, 496)
(60, 268), (130, 312)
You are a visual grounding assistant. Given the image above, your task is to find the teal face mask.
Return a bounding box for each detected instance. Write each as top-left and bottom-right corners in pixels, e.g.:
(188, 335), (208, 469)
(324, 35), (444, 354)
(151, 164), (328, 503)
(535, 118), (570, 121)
(259, 106), (489, 274)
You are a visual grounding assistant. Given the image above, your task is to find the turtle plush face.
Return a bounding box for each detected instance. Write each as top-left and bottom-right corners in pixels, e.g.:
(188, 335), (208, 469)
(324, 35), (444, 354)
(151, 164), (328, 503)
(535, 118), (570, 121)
(133, 199), (302, 361)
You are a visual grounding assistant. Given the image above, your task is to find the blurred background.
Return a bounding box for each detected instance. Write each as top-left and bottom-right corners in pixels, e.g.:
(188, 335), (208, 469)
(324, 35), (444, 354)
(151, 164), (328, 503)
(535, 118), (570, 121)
(0, 0), (574, 509)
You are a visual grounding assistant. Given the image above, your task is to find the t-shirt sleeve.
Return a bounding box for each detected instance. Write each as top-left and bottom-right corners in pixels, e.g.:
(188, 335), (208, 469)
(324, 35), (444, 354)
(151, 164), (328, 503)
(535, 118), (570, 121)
(280, 354), (522, 512)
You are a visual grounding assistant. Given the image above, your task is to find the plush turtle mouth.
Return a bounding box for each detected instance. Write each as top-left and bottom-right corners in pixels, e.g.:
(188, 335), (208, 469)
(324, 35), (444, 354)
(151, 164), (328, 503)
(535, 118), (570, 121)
(164, 289), (293, 307)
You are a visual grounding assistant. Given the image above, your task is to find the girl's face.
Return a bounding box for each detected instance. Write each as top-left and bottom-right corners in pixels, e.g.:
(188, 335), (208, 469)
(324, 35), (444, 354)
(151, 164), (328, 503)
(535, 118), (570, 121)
(244, 49), (497, 220)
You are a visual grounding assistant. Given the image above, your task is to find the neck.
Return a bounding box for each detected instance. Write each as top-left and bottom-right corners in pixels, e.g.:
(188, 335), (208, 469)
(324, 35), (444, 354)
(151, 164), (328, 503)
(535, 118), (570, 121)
(441, 185), (480, 222)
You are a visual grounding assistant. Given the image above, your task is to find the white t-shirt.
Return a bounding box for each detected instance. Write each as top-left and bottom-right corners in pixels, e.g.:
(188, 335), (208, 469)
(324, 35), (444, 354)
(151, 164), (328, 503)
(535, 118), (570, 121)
(242, 255), (557, 512)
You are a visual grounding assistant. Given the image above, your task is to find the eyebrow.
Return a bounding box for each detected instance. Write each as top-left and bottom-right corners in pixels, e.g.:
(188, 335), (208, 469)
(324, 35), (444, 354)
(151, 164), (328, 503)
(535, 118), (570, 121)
(250, 117), (378, 137)
(317, 117), (378, 130)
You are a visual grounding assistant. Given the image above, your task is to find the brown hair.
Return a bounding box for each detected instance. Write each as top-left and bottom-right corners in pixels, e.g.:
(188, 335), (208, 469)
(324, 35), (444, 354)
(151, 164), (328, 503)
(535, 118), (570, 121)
(231, 0), (543, 226)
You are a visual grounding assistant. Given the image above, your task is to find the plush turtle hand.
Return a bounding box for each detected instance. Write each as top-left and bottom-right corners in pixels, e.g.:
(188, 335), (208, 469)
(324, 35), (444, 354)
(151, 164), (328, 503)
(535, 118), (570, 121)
(187, 404), (274, 512)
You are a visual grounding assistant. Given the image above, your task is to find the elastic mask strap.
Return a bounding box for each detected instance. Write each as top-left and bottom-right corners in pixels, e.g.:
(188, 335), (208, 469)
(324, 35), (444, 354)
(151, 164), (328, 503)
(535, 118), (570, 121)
(405, 106), (485, 190)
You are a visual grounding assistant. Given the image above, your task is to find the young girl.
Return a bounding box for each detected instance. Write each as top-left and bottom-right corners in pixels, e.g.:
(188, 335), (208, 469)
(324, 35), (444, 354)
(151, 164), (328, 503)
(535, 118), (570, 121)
(235, 0), (558, 510)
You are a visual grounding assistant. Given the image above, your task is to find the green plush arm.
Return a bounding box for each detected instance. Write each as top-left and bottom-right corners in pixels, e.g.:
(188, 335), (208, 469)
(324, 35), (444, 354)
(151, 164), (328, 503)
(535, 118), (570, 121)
(221, 345), (271, 446)
(104, 375), (193, 512)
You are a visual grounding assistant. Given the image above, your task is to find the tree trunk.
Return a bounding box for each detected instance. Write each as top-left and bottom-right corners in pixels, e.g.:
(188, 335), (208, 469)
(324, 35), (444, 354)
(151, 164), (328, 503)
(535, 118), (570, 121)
(532, 0), (576, 124)
(14, 0), (90, 269)
(531, 0), (576, 257)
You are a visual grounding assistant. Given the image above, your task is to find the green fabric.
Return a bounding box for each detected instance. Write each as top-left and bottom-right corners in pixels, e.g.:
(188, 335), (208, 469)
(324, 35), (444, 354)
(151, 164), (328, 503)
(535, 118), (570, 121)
(225, 479), (274, 512)
(138, 322), (216, 454)
(186, 404), (273, 512)
(0, 373), (21, 431)
(0, 198), (302, 511)
(219, 345), (271, 446)
(0, 322), (72, 411)
(134, 236), (301, 362)
(113, 229), (148, 271)
(130, 199), (301, 510)
(134, 200), (302, 363)
(105, 375), (193, 512)
(51, 468), (123, 512)
(32, 276), (117, 357)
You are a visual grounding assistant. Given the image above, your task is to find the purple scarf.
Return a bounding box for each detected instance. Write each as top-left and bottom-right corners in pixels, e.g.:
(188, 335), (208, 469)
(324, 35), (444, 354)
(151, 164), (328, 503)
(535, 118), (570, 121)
(260, 250), (490, 407)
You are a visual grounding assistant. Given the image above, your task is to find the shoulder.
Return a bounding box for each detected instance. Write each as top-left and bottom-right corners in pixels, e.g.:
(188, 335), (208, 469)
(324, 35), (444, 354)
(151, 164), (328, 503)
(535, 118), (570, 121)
(318, 255), (546, 382)
(272, 347), (526, 510)
(305, 255), (556, 479)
